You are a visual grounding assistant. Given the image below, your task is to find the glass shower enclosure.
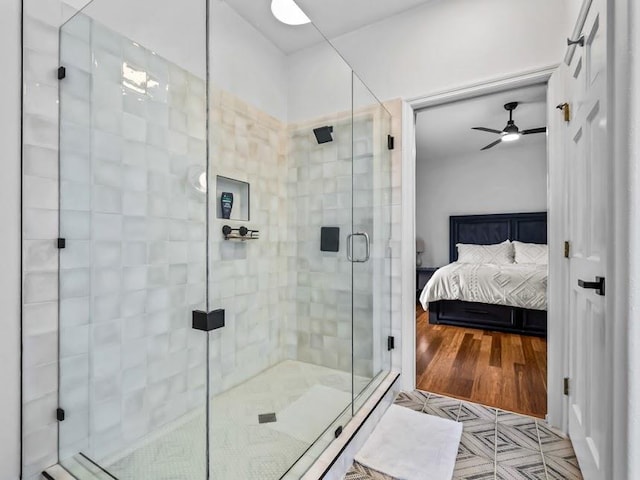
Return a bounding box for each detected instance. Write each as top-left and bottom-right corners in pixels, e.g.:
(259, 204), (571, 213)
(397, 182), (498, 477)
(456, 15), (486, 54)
(57, 1), (393, 478)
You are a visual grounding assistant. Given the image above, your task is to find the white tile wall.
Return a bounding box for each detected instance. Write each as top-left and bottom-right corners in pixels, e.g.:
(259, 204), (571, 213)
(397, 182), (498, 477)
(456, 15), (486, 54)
(207, 87), (290, 395)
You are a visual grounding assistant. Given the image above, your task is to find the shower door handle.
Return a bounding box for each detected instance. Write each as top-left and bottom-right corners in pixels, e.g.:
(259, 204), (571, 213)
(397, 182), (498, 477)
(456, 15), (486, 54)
(347, 232), (370, 263)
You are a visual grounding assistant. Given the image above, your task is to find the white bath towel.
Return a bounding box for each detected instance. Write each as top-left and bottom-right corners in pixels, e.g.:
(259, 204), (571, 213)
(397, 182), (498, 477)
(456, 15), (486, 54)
(355, 404), (463, 480)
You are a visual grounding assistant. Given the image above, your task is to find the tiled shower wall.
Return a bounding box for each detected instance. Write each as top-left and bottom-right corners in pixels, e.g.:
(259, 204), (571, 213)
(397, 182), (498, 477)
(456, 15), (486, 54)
(287, 114), (388, 377)
(207, 87), (290, 395)
(56, 13), (209, 463)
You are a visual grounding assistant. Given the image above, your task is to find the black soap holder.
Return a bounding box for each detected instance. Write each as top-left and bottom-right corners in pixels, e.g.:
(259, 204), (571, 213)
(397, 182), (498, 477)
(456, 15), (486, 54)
(192, 309), (225, 332)
(321, 227), (340, 252)
(222, 225), (259, 240)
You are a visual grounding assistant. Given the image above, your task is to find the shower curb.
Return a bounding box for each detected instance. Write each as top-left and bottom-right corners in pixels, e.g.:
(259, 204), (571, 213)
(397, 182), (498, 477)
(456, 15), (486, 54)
(302, 372), (401, 480)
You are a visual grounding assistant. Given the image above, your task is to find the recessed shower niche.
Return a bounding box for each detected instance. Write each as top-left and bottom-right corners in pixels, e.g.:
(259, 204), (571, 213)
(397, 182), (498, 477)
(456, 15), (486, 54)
(216, 175), (250, 221)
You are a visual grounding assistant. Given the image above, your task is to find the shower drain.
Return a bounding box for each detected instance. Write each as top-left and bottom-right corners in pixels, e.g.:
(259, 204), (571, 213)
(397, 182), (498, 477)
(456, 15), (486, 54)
(258, 412), (277, 424)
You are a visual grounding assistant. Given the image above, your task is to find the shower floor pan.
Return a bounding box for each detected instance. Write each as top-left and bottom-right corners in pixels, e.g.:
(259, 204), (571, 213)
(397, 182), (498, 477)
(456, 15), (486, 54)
(62, 360), (372, 480)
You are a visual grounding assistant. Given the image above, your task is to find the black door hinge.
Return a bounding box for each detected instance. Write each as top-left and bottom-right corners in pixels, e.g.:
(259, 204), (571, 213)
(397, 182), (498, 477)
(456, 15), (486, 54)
(57, 66), (66, 80)
(387, 135), (395, 150)
(387, 335), (395, 351)
(563, 377), (570, 396)
(56, 408), (65, 421)
(57, 238), (66, 249)
(192, 309), (225, 332)
(334, 425), (343, 438)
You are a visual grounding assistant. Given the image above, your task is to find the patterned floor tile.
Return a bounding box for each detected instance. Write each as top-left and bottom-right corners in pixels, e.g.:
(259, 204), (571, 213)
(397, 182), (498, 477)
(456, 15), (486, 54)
(453, 454), (496, 479)
(496, 461), (547, 480)
(458, 421), (497, 461)
(344, 461), (394, 480)
(345, 391), (585, 480)
(393, 390), (429, 412)
(544, 453), (583, 480)
(457, 401), (497, 425)
(496, 412), (541, 457)
(498, 445), (546, 477)
(422, 393), (462, 420)
(535, 420), (573, 457)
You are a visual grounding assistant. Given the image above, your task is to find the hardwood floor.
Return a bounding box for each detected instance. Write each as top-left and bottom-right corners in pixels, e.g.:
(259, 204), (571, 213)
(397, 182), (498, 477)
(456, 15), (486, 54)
(415, 304), (548, 418)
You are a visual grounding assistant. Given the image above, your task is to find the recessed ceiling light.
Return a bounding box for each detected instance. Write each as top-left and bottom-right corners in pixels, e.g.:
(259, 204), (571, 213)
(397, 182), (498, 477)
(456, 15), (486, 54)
(271, 0), (311, 26)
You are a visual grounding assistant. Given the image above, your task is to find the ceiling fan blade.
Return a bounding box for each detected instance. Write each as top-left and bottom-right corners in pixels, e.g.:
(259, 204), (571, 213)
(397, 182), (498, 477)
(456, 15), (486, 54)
(521, 127), (547, 135)
(472, 127), (503, 134)
(481, 138), (503, 151)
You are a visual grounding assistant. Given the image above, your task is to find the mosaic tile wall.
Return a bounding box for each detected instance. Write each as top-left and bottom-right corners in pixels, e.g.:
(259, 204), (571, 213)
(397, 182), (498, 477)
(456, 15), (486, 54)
(56, 13), (209, 464)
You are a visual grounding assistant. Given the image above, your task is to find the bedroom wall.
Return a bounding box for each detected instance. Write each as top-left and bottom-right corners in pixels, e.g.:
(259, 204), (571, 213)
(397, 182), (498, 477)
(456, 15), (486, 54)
(415, 141), (548, 267)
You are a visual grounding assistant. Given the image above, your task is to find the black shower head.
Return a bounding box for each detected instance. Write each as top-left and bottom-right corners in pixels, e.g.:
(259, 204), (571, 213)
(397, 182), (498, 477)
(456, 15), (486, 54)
(313, 125), (334, 144)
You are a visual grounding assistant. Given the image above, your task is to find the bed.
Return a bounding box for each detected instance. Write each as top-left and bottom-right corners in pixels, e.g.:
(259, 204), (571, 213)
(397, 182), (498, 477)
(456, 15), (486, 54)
(420, 212), (548, 336)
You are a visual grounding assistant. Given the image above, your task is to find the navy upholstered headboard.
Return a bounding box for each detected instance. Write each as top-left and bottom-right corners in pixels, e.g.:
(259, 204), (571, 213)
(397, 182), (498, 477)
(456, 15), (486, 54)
(449, 212), (547, 263)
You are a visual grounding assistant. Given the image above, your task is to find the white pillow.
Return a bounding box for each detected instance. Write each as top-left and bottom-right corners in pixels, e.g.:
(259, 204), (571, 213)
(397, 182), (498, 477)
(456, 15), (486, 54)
(456, 240), (514, 265)
(513, 241), (548, 265)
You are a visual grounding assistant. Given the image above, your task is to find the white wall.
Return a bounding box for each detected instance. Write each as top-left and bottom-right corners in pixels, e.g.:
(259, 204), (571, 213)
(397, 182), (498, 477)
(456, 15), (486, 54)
(288, 0), (572, 120)
(210, 1), (289, 121)
(286, 41), (353, 123)
(0, 0), (22, 478)
(415, 142), (548, 266)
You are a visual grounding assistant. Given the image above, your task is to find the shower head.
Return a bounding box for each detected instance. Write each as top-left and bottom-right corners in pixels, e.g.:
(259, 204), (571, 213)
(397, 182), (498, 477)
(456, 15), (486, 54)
(313, 125), (333, 144)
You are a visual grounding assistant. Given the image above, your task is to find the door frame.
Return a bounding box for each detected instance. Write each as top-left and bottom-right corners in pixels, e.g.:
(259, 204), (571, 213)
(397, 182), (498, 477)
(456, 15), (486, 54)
(399, 64), (565, 427)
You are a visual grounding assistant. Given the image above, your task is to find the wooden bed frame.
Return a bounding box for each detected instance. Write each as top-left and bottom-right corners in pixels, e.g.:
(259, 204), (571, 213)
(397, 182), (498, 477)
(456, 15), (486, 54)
(428, 212), (548, 337)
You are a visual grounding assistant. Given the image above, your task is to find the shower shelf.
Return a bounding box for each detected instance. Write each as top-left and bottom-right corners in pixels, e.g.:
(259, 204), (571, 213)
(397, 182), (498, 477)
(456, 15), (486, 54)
(222, 225), (259, 241)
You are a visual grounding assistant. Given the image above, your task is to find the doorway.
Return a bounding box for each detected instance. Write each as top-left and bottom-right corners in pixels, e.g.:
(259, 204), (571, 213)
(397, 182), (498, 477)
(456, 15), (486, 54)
(410, 81), (551, 419)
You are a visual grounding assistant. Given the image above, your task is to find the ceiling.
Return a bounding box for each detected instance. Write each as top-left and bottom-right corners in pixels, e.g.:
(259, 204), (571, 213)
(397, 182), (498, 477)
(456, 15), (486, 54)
(221, 0), (435, 54)
(415, 84), (548, 161)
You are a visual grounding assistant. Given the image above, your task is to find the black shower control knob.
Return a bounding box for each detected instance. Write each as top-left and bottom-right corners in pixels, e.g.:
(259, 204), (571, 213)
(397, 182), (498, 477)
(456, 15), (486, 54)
(239, 226), (249, 236)
(222, 225), (232, 236)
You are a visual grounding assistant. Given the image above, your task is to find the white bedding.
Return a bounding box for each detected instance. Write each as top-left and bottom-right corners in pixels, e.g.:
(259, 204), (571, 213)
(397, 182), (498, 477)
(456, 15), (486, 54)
(419, 262), (548, 311)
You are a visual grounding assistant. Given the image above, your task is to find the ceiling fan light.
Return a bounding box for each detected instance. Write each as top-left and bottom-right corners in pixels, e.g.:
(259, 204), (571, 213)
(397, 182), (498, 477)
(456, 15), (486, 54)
(502, 132), (521, 142)
(271, 0), (311, 25)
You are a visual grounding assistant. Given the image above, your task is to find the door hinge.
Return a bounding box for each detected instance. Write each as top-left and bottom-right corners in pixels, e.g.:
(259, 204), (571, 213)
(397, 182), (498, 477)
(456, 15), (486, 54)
(387, 335), (395, 351)
(334, 425), (343, 438)
(57, 238), (66, 249)
(57, 66), (66, 80)
(387, 135), (395, 150)
(563, 241), (570, 258)
(556, 102), (570, 122)
(563, 377), (570, 396)
(56, 408), (65, 422)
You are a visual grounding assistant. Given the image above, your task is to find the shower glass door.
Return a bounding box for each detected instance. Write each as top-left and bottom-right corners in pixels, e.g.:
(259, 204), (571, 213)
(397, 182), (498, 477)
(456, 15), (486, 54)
(57, 1), (209, 478)
(351, 74), (394, 408)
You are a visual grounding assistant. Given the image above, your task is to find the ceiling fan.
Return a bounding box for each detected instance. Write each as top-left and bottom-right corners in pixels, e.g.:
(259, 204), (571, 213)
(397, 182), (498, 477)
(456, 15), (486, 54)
(472, 102), (547, 151)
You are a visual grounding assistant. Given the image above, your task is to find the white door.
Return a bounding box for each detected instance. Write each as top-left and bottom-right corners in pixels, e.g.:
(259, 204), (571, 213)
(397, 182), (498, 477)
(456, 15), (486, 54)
(564, 0), (611, 478)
